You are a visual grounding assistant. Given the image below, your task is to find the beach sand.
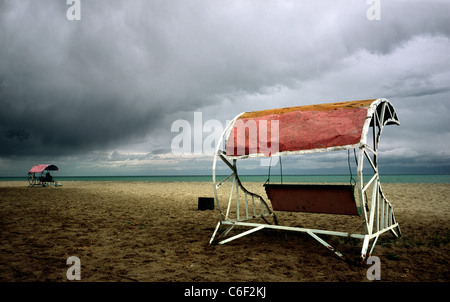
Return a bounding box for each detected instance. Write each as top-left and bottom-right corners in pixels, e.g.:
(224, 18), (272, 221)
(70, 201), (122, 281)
(0, 181), (449, 282)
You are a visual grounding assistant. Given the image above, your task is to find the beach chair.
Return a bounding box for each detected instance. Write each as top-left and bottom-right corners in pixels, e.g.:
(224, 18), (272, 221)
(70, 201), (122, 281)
(209, 98), (402, 262)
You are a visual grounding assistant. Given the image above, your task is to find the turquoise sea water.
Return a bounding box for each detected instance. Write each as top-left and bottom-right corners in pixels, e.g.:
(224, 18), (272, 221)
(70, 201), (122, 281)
(1, 174), (449, 183)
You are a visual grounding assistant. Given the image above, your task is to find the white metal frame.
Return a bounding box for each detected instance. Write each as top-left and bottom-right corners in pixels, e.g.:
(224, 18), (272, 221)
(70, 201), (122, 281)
(210, 98), (401, 262)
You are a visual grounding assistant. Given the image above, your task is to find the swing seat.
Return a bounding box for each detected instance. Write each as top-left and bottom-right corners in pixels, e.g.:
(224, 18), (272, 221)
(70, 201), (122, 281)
(264, 183), (360, 216)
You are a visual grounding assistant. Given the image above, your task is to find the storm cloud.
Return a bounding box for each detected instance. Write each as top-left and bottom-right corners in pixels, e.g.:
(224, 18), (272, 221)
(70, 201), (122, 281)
(1, 0), (449, 176)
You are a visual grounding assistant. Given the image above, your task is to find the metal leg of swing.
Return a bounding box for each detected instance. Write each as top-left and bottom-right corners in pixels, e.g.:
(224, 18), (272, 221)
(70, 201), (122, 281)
(361, 235), (371, 263)
(306, 230), (346, 260)
(209, 222), (240, 244)
(209, 222), (222, 245)
(217, 225), (266, 245)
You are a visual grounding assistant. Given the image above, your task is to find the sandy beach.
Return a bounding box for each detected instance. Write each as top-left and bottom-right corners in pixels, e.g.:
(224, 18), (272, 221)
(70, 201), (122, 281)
(0, 180), (449, 282)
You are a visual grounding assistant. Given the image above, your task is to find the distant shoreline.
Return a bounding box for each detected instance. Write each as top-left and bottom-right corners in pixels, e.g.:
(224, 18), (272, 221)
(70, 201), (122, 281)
(1, 174), (449, 184)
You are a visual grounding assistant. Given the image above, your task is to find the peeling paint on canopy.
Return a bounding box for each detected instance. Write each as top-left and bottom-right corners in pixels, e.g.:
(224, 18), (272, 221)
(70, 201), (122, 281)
(240, 99), (376, 118)
(225, 99), (398, 158)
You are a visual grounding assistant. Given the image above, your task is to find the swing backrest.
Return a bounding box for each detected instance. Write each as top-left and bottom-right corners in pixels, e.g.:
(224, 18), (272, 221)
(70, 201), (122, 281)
(264, 184), (360, 216)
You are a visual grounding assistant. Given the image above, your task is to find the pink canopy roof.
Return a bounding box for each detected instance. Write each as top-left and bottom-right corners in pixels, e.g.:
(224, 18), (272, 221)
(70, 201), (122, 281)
(29, 164), (59, 173)
(225, 98), (399, 158)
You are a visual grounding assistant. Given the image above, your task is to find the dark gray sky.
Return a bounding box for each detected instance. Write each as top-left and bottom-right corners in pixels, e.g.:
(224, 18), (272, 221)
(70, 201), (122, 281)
(1, 0), (449, 176)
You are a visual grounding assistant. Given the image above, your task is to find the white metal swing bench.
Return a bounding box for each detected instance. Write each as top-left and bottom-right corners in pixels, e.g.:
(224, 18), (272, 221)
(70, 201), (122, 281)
(209, 98), (402, 262)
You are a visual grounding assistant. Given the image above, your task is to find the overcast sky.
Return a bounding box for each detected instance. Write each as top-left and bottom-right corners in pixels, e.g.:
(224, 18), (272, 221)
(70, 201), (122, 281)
(1, 0), (449, 177)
